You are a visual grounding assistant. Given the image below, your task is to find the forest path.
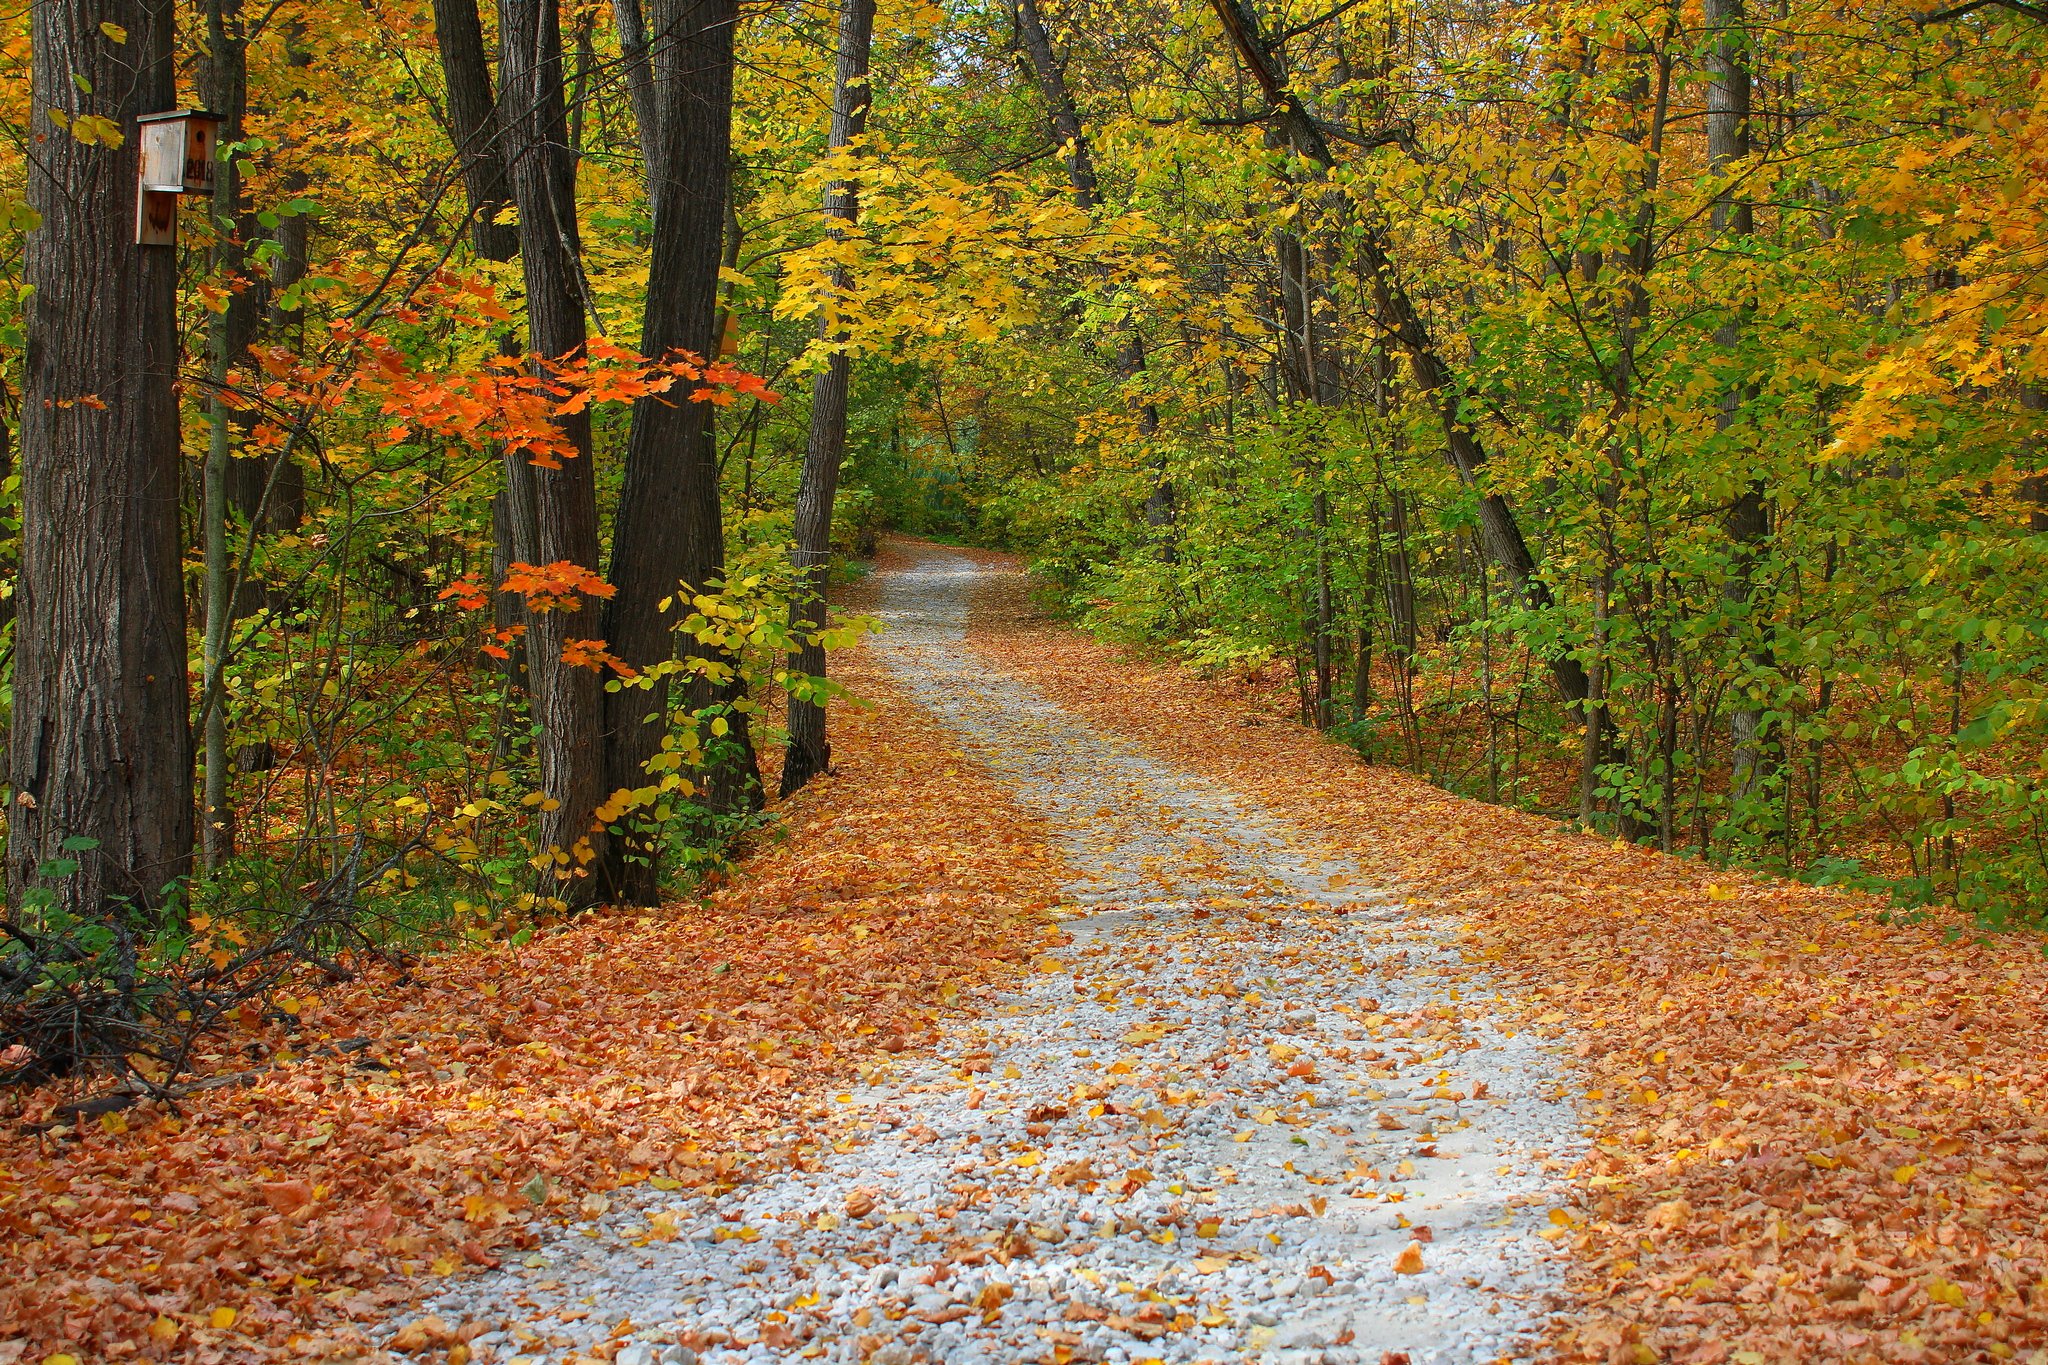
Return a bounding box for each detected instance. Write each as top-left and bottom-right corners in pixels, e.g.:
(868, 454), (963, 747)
(401, 547), (1581, 1365)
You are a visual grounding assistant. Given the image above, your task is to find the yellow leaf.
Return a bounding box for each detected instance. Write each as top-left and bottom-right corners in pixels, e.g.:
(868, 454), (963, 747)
(1393, 1243), (1425, 1274)
(1893, 1163), (1919, 1185)
(208, 1307), (237, 1330)
(1196, 1219), (1221, 1237)
(99, 20), (127, 40)
(71, 114), (124, 148)
(430, 1256), (459, 1275)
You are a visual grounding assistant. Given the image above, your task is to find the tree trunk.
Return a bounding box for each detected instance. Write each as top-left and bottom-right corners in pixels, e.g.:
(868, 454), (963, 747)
(229, 15), (309, 544)
(1011, 0), (1098, 207)
(9, 0), (194, 922)
(428, 0), (531, 703)
(433, 0), (520, 261)
(199, 0), (255, 867)
(499, 0), (607, 905)
(1708, 0), (1775, 808)
(611, 0), (663, 183)
(602, 0), (756, 903)
(1011, 0), (1170, 544)
(1208, 0), (1589, 708)
(781, 0), (878, 797)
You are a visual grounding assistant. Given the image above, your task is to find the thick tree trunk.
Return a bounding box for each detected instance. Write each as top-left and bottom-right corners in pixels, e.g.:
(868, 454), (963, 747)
(602, 0), (756, 903)
(10, 0), (194, 922)
(781, 0), (878, 797)
(499, 0), (607, 904)
(433, 0), (520, 261)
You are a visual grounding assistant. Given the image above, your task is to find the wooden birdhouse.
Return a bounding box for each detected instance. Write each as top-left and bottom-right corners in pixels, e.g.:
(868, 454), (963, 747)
(134, 109), (223, 246)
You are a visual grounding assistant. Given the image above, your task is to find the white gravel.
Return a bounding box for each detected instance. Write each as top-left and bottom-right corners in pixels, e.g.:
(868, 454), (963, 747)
(393, 549), (1583, 1365)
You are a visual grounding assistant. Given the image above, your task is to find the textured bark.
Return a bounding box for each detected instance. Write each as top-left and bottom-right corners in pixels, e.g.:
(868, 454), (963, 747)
(1208, 0), (1590, 707)
(611, 0), (663, 183)
(781, 0), (877, 797)
(9, 0), (194, 920)
(433, 0), (520, 261)
(602, 0), (755, 903)
(499, 0), (607, 903)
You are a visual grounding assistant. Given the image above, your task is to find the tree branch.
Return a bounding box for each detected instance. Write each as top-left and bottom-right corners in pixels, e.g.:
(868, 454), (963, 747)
(1920, 0), (2048, 23)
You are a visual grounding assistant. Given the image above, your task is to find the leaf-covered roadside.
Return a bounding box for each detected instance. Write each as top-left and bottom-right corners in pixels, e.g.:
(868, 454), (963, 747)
(0, 655), (1069, 1363)
(964, 554), (2048, 1365)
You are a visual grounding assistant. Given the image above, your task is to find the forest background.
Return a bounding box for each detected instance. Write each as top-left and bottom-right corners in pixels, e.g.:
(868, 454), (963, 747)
(0, 0), (2046, 1086)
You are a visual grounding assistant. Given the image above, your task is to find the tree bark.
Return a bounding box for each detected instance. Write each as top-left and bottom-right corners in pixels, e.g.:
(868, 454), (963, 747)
(499, 0), (608, 904)
(612, 0), (664, 183)
(781, 0), (877, 796)
(433, 0), (520, 261)
(10, 0), (194, 921)
(199, 0), (256, 867)
(1011, 0), (1098, 207)
(602, 0), (757, 903)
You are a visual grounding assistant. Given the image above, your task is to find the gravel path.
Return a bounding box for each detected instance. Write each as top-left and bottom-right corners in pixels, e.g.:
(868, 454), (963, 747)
(399, 549), (1582, 1365)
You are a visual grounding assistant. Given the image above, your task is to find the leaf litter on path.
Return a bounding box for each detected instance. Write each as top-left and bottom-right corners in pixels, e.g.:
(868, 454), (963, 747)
(0, 644), (1068, 1363)
(963, 543), (2048, 1365)
(390, 546), (1586, 1365)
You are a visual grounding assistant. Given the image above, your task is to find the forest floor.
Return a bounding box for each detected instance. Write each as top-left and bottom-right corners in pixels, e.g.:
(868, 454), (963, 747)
(5, 540), (2048, 1365)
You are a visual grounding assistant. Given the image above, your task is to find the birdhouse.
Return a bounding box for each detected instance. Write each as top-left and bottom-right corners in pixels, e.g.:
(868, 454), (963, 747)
(134, 109), (223, 246)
